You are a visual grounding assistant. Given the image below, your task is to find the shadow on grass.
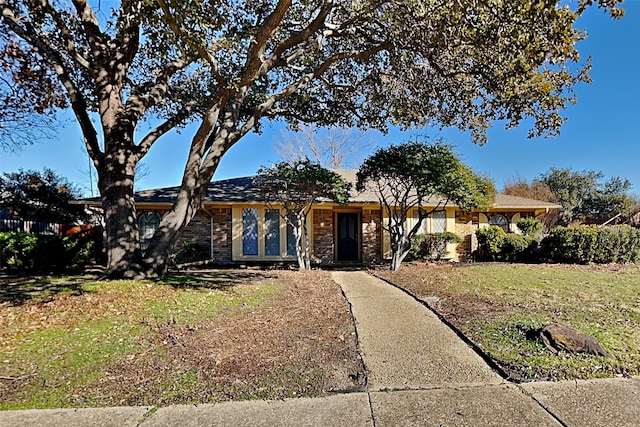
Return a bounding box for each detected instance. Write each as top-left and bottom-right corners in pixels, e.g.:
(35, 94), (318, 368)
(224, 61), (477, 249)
(159, 270), (279, 291)
(0, 276), (86, 306)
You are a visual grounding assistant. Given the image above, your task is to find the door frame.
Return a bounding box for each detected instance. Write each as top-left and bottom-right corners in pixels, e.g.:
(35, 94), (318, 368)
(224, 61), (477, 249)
(334, 209), (361, 262)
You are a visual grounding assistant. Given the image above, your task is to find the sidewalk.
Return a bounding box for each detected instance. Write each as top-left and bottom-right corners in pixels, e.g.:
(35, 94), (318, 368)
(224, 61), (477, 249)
(2, 271), (639, 426)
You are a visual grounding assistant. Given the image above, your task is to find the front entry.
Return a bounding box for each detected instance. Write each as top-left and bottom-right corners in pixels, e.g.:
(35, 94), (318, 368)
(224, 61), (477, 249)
(336, 212), (359, 262)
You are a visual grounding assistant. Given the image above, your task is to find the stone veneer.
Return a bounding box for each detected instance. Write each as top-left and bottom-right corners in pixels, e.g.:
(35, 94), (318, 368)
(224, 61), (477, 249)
(362, 209), (382, 263)
(312, 208), (334, 263)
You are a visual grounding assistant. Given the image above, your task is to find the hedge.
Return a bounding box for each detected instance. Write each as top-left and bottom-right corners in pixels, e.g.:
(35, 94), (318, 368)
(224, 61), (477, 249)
(475, 226), (537, 262)
(476, 224), (640, 264)
(540, 225), (640, 264)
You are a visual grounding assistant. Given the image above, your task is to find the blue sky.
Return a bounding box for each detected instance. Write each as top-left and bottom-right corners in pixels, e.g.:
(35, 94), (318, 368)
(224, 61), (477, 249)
(1, 3), (638, 197)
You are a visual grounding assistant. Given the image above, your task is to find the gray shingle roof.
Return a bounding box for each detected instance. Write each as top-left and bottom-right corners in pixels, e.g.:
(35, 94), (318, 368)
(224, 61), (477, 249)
(77, 172), (560, 210)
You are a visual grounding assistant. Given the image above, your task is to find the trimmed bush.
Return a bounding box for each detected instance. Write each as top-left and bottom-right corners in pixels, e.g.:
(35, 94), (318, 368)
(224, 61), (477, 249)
(476, 226), (537, 262)
(502, 233), (538, 262)
(475, 226), (506, 260)
(516, 218), (541, 237)
(171, 241), (202, 264)
(411, 232), (462, 261)
(541, 225), (640, 264)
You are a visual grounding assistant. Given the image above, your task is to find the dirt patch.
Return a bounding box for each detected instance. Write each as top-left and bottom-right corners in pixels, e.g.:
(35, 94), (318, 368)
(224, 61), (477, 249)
(0, 269), (365, 408)
(374, 263), (510, 323)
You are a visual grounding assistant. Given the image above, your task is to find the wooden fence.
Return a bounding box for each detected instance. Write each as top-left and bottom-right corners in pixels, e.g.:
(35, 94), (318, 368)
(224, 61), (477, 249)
(0, 219), (61, 235)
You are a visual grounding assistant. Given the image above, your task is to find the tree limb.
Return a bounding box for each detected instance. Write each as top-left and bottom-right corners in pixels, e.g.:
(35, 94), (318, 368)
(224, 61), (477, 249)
(70, 0), (107, 67)
(257, 1), (334, 78)
(137, 105), (195, 157)
(1, 2), (102, 167)
(37, 0), (94, 73)
(155, 0), (226, 87)
(241, 0), (292, 84)
(114, 0), (141, 74)
(126, 57), (191, 121)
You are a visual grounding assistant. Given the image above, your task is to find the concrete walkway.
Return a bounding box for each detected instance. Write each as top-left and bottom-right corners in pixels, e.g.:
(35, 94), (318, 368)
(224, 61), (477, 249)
(332, 271), (502, 390)
(2, 271), (639, 426)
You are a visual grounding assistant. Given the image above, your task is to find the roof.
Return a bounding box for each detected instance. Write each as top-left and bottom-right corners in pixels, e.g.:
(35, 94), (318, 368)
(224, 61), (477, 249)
(77, 172), (560, 210)
(332, 170), (560, 209)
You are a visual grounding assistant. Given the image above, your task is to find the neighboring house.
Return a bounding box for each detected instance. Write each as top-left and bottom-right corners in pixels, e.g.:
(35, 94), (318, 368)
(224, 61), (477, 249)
(77, 171), (560, 264)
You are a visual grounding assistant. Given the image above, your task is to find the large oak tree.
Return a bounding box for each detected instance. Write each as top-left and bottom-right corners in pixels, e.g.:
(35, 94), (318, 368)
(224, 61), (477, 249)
(0, 0), (623, 277)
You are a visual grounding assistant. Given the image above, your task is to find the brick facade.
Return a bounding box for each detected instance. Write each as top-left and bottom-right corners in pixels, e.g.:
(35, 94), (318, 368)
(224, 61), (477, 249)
(209, 207), (232, 262)
(362, 209), (382, 264)
(455, 211), (479, 261)
(312, 208), (334, 263)
(175, 210), (211, 261)
(137, 208), (233, 263)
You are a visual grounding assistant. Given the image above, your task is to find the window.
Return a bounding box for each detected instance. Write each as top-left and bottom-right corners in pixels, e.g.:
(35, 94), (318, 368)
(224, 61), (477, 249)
(431, 211), (447, 233)
(286, 214), (297, 256)
(412, 210), (427, 235)
(265, 209), (280, 256)
(236, 207), (297, 259)
(139, 211), (160, 251)
(242, 208), (259, 255)
(489, 213), (509, 232)
(411, 210), (447, 234)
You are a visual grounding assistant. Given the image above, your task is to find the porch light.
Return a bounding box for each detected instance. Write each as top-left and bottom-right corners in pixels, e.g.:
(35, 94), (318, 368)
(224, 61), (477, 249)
(369, 219), (377, 231)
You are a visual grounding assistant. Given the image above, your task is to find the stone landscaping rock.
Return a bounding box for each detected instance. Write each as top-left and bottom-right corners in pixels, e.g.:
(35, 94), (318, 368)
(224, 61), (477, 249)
(538, 324), (611, 357)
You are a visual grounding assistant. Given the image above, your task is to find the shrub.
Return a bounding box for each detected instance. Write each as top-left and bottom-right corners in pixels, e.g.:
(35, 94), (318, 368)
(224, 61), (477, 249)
(63, 234), (99, 265)
(171, 241), (202, 264)
(502, 234), (538, 262)
(0, 232), (65, 270)
(516, 218), (541, 237)
(541, 225), (640, 264)
(411, 232), (462, 261)
(0, 231), (100, 271)
(475, 226), (506, 260)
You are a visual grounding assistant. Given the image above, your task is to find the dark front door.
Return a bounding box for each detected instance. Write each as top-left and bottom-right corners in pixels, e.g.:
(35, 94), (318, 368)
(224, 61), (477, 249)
(336, 212), (359, 262)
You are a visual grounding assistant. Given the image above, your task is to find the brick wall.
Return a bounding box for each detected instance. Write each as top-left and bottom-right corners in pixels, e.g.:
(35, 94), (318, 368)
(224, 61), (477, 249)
(362, 209), (382, 263)
(210, 207), (232, 262)
(312, 208), (334, 263)
(175, 210), (211, 260)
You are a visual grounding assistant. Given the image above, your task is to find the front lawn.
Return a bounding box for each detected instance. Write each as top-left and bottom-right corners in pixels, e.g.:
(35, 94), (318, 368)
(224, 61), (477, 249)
(0, 269), (364, 409)
(375, 263), (640, 381)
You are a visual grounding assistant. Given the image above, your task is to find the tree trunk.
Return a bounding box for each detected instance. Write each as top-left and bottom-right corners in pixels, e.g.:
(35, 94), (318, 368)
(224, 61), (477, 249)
(142, 172), (210, 277)
(302, 219), (311, 270)
(293, 214), (310, 270)
(142, 127), (229, 277)
(143, 208), (191, 277)
(389, 232), (410, 271)
(98, 144), (143, 278)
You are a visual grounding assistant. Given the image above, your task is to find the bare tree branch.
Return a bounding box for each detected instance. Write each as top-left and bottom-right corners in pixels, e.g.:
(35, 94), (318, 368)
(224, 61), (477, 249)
(275, 124), (374, 168)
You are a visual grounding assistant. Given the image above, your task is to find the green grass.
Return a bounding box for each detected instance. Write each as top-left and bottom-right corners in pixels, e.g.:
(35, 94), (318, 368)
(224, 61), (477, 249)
(0, 275), (278, 410)
(378, 263), (640, 380)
